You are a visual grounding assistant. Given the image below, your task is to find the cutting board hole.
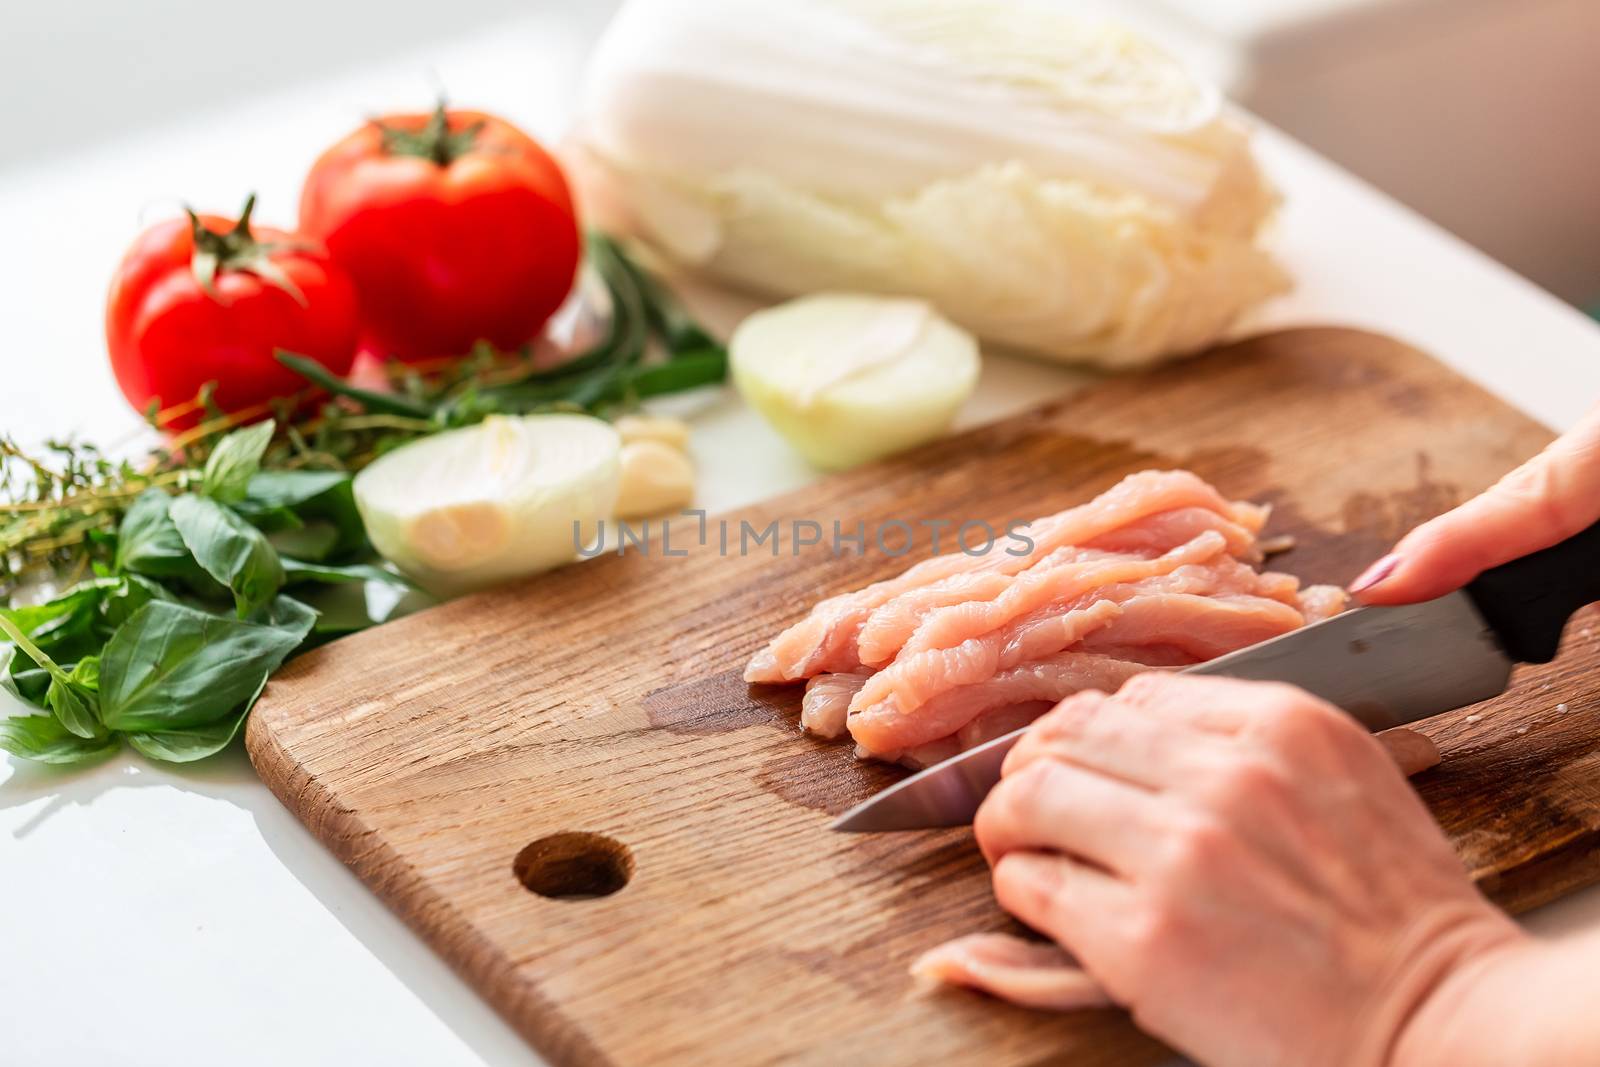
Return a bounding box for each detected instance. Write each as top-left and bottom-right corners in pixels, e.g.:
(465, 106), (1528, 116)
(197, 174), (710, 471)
(514, 832), (633, 900)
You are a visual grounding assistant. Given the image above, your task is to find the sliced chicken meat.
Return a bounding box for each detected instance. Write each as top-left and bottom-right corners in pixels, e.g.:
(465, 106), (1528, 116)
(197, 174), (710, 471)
(744, 470), (1268, 684)
(800, 671), (872, 739)
(851, 651), (1147, 758)
(911, 934), (1110, 1011)
(853, 545), (1089, 669)
(754, 470), (1346, 766)
(849, 534), (1231, 730)
(1074, 593), (1307, 663)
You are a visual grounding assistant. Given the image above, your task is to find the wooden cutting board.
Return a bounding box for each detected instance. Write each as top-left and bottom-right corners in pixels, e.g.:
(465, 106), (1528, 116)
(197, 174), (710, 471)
(247, 328), (1600, 1067)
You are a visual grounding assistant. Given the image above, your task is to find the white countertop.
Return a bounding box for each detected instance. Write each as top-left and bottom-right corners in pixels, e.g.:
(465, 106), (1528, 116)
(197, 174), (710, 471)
(5, 12), (1600, 1067)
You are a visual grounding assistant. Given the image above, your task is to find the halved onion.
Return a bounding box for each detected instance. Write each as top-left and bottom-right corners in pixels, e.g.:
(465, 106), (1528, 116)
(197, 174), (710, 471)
(730, 294), (979, 469)
(354, 414), (621, 596)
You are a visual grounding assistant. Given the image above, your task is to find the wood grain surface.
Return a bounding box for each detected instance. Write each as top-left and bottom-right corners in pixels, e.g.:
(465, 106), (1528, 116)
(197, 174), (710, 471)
(247, 328), (1600, 1066)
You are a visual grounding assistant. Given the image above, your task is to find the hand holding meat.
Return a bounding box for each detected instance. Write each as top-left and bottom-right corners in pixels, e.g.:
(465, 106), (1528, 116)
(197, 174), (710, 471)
(972, 673), (1527, 1066)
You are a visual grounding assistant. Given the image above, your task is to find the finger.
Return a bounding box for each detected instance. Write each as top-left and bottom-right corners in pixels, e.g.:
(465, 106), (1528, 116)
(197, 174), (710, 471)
(1378, 727), (1441, 777)
(1110, 671), (1290, 736)
(992, 851), (1137, 995)
(1003, 687), (1235, 790)
(976, 758), (1158, 874)
(1113, 672), (1364, 773)
(1353, 403), (1600, 605)
(1002, 690), (1107, 777)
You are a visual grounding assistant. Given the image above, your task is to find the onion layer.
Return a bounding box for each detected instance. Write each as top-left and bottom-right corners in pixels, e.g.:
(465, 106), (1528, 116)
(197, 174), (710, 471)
(354, 414), (621, 596)
(730, 293), (979, 469)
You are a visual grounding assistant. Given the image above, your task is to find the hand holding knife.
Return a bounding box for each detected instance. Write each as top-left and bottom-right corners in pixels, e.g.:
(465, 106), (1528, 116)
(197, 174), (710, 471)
(835, 517), (1600, 832)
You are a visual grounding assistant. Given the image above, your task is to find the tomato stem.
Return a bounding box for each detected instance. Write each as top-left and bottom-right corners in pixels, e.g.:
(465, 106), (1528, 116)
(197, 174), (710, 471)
(232, 192), (258, 237)
(377, 99), (483, 166)
(186, 192), (307, 307)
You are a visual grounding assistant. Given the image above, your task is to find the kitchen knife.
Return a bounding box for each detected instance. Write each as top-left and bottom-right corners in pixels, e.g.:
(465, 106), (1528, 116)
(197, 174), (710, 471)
(831, 518), (1600, 832)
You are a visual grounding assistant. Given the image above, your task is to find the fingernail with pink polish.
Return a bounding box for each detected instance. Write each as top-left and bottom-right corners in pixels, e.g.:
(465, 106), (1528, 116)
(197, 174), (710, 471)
(1349, 553), (1400, 595)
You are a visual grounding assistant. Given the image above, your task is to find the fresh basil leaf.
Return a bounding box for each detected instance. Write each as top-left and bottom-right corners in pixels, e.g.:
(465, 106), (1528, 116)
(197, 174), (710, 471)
(249, 595), (319, 643)
(0, 647), (45, 715)
(115, 489), (194, 577)
(297, 479), (367, 561)
(240, 471), (364, 561)
(268, 521), (340, 563)
(239, 470), (349, 513)
(169, 495), (284, 617)
(46, 675), (101, 739)
(8, 665), (50, 704)
(98, 601), (302, 731)
(0, 646), (18, 696)
(112, 492), (229, 602)
(0, 582), (105, 638)
(0, 582), (108, 667)
(114, 495), (224, 591)
(70, 655), (100, 690)
(0, 713), (120, 765)
(0, 612), (102, 740)
(101, 574), (174, 631)
(126, 710), (247, 762)
(0, 610), (74, 689)
(292, 583), (385, 635)
(281, 557), (413, 589)
(125, 674), (264, 763)
(201, 420), (275, 504)
(240, 506), (306, 543)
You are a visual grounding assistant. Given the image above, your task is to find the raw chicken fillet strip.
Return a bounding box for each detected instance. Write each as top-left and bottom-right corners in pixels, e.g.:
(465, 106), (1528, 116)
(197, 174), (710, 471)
(749, 470), (1343, 763)
(744, 470), (1268, 683)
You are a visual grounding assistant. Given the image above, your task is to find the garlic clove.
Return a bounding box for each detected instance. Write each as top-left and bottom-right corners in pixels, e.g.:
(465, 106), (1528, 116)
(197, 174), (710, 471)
(615, 440), (696, 518)
(614, 414), (693, 452)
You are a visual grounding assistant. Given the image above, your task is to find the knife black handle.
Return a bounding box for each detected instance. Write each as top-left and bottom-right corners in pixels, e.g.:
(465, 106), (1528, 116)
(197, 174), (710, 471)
(1465, 517), (1600, 663)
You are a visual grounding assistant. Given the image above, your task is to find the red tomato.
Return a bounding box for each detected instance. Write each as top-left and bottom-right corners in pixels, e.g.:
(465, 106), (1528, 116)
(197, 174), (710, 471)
(106, 196), (360, 429)
(298, 106), (580, 362)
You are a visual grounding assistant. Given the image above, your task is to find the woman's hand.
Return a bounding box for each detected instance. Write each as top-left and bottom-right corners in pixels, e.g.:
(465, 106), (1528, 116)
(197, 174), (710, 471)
(974, 672), (1526, 1067)
(1352, 403), (1600, 604)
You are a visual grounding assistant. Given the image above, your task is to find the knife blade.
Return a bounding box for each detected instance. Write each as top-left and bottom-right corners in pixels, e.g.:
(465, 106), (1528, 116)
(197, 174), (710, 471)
(831, 591), (1511, 833)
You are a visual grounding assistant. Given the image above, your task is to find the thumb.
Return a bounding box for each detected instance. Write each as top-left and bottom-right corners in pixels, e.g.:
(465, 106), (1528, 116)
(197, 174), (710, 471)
(1352, 403), (1600, 605)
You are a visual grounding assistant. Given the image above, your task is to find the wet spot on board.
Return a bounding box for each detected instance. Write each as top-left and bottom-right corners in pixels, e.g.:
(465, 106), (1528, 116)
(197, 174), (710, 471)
(754, 744), (904, 815)
(643, 668), (799, 736)
(1258, 454), (1459, 586)
(779, 907), (1038, 999)
(1180, 444), (1273, 491)
(835, 832), (1009, 954)
(869, 835), (987, 910)
(779, 945), (888, 997)
(1381, 378), (1436, 417)
(893, 427), (1168, 523)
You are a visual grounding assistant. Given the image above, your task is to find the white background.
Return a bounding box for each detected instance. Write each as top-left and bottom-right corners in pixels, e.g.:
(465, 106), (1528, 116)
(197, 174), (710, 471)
(5, 5), (1600, 1066)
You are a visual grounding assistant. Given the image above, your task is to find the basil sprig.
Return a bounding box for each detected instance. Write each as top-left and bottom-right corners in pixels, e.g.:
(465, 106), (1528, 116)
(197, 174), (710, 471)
(0, 422), (423, 764)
